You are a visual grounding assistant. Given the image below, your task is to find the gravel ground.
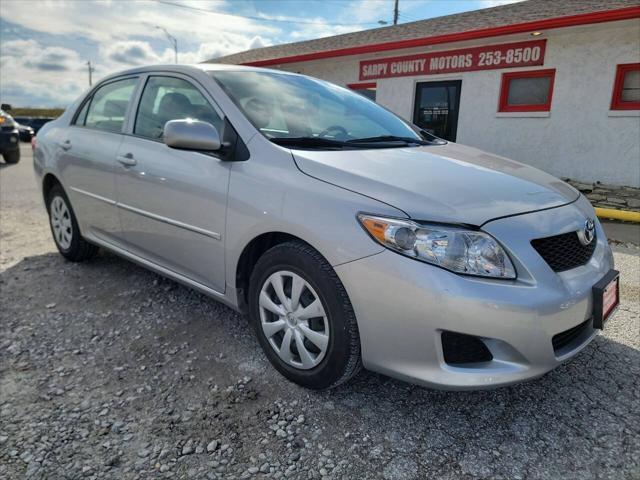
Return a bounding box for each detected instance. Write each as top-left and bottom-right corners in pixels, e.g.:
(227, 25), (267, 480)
(1, 145), (639, 480)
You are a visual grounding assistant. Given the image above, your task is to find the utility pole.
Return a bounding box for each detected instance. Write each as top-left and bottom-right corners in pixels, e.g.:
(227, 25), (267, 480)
(156, 26), (178, 64)
(87, 61), (94, 86)
(393, 0), (399, 25)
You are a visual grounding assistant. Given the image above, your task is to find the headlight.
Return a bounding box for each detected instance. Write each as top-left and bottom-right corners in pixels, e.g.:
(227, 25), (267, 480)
(358, 214), (516, 279)
(0, 117), (15, 127)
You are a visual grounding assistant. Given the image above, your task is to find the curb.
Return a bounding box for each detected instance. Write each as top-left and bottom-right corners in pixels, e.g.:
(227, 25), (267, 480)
(595, 207), (640, 223)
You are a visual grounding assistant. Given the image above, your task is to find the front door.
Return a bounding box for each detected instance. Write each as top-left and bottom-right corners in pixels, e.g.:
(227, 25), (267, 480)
(413, 80), (462, 141)
(115, 74), (229, 292)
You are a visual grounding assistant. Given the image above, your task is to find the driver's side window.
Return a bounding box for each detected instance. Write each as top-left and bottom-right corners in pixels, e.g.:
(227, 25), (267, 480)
(134, 76), (223, 140)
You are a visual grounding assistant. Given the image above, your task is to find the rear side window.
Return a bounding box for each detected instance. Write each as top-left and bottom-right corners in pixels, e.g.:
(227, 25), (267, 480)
(82, 78), (138, 133)
(134, 76), (223, 140)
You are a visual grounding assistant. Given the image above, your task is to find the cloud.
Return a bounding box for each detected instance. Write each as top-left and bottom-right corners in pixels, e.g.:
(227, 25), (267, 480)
(24, 46), (81, 72)
(0, 0), (278, 106)
(0, 33), (276, 107)
(479, 0), (524, 8)
(102, 41), (160, 65)
(1, 0), (280, 45)
(283, 1), (383, 43)
(248, 36), (268, 50)
(26, 62), (68, 72)
(2, 39), (41, 57)
(202, 35), (273, 61)
(2, 39), (81, 74)
(0, 0), (440, 106)
(288, 24), (359, 41)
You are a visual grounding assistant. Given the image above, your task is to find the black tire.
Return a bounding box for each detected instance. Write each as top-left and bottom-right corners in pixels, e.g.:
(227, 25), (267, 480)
(3, 150), (20, 164)
(46, 184), (98, 262)
(248, 241), (362, 389)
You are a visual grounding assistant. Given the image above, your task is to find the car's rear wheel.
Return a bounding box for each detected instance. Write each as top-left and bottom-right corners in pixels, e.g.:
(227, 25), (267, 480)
(248, 241), (362, 389)
(3, 150), (20, 164)
(47, 184), (98, 262)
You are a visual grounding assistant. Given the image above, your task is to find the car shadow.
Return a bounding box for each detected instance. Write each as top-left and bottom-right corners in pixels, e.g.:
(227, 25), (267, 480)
(1, 250), (637, 478)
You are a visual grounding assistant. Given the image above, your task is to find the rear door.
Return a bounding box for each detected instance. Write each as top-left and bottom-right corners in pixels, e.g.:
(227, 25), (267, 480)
(59, 76), (139, 245)
(114, 74), (230, 292)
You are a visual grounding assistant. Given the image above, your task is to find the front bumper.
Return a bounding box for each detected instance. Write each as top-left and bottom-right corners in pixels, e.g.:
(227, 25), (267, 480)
(18, 129), (34, 142)
(336, 196), (614, 389)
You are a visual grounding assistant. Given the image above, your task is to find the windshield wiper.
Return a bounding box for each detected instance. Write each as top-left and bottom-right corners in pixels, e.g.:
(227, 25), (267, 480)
(347, 135), (429, 145)
(270, 135), (429, 150)
(270, 137), (348, 149)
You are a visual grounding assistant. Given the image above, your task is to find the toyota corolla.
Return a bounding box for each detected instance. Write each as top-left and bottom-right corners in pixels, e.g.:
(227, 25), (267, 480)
(33, 65), (619, 390)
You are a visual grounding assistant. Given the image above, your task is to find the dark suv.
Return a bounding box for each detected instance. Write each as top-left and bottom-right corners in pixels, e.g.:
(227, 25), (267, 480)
(27, 117), (54, 134)
(0, 109), (20, 163)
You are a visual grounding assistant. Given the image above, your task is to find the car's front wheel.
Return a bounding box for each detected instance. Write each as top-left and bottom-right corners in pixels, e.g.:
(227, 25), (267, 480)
(47, 184), (98, 262)
(248, 241), (362, 389)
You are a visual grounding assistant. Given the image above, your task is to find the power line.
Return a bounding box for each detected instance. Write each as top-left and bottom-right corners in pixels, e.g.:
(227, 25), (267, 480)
(154, 0), (382, 27)
(398, 12), (420, 22)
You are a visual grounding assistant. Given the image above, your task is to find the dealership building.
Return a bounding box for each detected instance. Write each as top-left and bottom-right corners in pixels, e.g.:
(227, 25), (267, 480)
(209, 0), (640, 198)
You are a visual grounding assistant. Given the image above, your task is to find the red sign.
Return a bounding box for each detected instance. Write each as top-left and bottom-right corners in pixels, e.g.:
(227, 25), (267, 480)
(359, 39), (546, 81)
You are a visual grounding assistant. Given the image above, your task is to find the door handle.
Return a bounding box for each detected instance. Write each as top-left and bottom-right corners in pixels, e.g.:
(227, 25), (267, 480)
(60, 140), (71, 151)
(117, 153), (137, 167)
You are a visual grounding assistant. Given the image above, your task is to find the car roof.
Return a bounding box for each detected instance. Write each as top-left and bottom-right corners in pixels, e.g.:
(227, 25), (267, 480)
(99, 63), (294, 83)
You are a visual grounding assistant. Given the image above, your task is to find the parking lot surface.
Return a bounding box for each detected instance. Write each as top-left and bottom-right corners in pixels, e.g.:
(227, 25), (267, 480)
(1, 144), (639, 480)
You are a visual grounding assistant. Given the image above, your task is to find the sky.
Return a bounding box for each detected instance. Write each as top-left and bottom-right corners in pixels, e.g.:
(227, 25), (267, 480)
(0, 0), (521, 107)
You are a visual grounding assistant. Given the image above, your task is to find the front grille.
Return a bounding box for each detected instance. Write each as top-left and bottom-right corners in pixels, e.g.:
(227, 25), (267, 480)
(552, 319), (591, 353)
(531, 231), (596, 272)
(441, 331), (493, 365)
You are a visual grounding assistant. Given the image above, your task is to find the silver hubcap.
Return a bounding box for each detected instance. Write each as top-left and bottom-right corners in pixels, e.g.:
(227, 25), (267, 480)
(259, 270), (329, 370)
(50, 196), (73, 250)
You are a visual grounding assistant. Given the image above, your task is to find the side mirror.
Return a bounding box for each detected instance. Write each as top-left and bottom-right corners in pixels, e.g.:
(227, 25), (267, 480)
(163, 119), (222, 151)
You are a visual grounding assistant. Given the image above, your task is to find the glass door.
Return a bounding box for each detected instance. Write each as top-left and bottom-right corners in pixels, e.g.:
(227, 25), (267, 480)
(413, 80), (462, 141)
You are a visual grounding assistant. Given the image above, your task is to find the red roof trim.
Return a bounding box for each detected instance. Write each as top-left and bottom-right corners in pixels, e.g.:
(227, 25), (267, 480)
(347, 82), (377, 89)
(244, 6), (640, 67)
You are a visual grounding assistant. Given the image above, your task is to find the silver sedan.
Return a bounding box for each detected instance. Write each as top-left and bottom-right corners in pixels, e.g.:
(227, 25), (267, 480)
(33, 64), (618, 390)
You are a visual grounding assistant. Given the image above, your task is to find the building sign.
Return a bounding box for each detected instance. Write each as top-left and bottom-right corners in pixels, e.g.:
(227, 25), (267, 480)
(359, 39), (546, 81)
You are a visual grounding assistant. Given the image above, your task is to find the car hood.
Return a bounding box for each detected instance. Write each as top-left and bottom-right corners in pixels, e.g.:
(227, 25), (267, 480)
(292, 142), (579, 226)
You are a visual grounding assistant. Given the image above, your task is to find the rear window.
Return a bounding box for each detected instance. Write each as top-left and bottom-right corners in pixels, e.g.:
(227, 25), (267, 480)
(79, 77), (138, 133)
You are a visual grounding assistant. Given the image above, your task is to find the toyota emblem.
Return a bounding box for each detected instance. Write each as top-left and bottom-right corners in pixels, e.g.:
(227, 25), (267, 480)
(579, 218), (596, 246)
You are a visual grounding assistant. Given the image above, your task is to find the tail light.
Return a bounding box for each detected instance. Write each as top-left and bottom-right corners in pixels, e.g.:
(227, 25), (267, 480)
(31, 136), (37, 150)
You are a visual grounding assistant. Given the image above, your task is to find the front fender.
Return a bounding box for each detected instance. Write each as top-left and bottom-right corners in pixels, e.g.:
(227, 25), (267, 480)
(224, 142), (405, 290)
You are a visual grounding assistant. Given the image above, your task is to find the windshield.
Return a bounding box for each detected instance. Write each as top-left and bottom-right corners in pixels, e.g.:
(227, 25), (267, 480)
(210, 70), (424, 147)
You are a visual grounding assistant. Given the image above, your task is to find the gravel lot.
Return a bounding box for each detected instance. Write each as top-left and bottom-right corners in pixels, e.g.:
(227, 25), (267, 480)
(1, 144), (639, 480)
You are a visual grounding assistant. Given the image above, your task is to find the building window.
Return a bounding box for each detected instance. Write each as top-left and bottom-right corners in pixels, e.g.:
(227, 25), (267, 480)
(498, 69), (555, 112)
(347, 82), (376, 101)
(611, 63), (640, 110)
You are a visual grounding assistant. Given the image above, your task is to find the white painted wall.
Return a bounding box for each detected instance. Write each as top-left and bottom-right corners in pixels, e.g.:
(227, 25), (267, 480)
(271, 20), (640, 187)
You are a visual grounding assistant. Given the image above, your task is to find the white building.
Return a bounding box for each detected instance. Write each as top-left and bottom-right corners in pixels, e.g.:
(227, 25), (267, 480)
(210, 0), (640, 189)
